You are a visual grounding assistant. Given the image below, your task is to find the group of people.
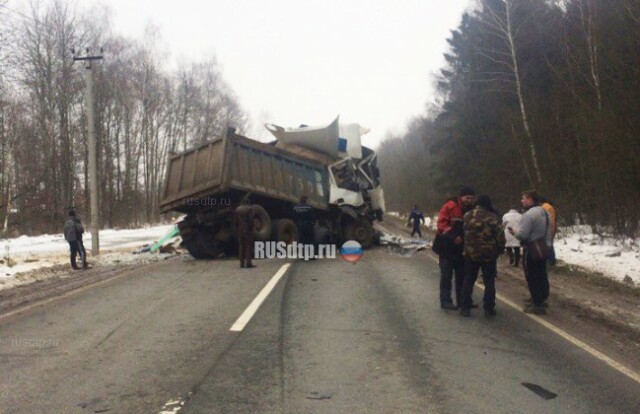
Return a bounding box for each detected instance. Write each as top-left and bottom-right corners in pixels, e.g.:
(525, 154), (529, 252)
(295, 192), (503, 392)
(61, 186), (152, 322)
(431, 186), (556, 317)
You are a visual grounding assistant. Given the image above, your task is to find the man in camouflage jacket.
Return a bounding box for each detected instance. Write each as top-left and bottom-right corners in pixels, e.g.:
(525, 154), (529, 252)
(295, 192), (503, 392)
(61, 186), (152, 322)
(459, 195), (506, 317)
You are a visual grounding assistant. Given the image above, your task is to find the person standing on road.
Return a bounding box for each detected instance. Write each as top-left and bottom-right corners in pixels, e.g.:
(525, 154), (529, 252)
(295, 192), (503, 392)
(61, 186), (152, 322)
(433, 186), (476, 310)
(235, 194), (256, 269)
(460, 195), (505, 317)
(540, 197), (558, 267)
(502, 207), (523, 267)
(508, 191), (552, 314)
(407, 205), (426, 238)
(293, 195), (316, 247)
(63, 210), (86, 270)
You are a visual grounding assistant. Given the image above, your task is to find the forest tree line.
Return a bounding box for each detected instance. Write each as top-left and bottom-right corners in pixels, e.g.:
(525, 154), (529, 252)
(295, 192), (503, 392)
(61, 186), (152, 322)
(0, 0), (247, 235)
(378, 0), (640, 237)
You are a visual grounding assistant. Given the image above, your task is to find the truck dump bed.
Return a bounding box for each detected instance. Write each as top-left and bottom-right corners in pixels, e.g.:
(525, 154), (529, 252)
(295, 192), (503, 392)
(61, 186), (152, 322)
(160, 132), (330, 214)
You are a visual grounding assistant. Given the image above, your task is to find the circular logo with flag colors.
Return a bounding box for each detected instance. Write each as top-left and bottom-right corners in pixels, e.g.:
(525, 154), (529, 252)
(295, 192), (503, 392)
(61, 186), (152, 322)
(340, 240), (363, 263)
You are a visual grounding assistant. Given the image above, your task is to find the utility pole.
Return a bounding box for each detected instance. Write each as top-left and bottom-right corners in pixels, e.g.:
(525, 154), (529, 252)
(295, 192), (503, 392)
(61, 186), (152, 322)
(73, 48), (103, 256)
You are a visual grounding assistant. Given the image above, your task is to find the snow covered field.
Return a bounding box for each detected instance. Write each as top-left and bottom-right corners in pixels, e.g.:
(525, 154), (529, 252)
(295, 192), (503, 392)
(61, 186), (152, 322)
(387, 211), (640, 287)
(0, 224), (177, 281)
(555, 226), (640, 285)
(1, 216), (639, 290)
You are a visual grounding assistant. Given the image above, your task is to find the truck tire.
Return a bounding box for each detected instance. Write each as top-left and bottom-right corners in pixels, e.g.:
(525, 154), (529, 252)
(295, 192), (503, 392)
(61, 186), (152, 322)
(343, 219), (375, 249)
(272, 219), (298, 244)
(180, 224), (228, 259)
(251, 204), (272, 241)
(181, 235), (211, 259)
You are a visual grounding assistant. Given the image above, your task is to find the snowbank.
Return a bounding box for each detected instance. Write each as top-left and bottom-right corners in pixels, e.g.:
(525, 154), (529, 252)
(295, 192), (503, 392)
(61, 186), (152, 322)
(555, 226), (640, 286)
(0, 224), (176, 278)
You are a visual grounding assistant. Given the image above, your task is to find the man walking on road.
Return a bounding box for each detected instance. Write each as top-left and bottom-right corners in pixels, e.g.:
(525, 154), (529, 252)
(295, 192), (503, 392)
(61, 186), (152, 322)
(407, 205), (426, 238)
(235, 195), (256, 269)
(433, 186), (476, 310)
(460, 195), (505, 317)
(509, 191), (552, 314)
(63, 210), (87, 270)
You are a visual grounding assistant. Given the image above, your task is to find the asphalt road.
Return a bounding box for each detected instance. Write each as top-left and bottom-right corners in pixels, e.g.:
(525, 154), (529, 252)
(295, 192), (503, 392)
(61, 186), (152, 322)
(0, 249), (638, 414)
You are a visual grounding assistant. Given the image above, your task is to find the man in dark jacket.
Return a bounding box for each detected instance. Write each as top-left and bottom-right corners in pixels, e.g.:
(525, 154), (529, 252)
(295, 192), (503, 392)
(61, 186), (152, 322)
(235, 195), (256, 269)
(63, 210), (86, 270)
(460, 195), (505, 317)
(434, 186), (476, 310)
(293, 195), (316, 246)
(74, 214), (88, 269)
(407, 205), (425, 238)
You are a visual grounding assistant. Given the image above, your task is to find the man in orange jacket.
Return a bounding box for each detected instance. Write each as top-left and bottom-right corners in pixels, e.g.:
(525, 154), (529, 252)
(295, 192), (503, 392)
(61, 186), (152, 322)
(434, 186), (476, 310)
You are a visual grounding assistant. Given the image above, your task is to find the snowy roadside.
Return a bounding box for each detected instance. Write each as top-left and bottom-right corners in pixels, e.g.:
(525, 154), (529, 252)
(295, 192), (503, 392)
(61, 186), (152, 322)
(387, 211), (640, 287)
(0, 224), (180, 291)
(554, 226), (640, 286)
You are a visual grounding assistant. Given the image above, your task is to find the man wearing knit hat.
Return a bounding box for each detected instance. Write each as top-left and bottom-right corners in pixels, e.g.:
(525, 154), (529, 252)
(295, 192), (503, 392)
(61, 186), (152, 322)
(433, 186), (476, 310)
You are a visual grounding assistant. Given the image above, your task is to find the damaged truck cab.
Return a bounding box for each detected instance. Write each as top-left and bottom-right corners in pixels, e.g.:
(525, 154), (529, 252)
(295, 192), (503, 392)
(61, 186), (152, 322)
(159, 117), (385, 259)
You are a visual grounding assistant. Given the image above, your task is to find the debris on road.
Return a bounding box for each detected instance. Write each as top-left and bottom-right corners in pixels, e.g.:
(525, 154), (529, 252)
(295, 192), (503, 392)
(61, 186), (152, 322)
(378, 233), (429, 256)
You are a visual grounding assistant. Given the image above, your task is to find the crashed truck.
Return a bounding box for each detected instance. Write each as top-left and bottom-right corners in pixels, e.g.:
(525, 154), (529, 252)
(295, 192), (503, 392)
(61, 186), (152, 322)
(159, 117), (386, 259)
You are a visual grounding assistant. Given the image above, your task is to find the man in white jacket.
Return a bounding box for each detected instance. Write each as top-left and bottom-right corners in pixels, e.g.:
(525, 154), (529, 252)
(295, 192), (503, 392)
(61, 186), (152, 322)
(502, 208), (523, 267)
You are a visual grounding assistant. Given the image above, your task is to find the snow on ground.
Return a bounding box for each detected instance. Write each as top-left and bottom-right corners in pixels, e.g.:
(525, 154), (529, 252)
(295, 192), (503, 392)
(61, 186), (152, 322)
(554, 226), (640, 286)
(0, 224), (177, 279)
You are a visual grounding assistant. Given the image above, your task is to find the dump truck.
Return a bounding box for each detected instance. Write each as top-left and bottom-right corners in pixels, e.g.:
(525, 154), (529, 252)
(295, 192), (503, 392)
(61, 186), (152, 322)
(159, 121), (385, 259)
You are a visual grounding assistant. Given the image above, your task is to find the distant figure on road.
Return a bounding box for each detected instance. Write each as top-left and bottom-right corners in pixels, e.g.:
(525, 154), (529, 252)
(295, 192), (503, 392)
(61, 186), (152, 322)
(460, 195), (505, 317)
(235, 195), (256, 269)
(432, 186), (476, 310)
(63, 210), (87, 270)
(407, 205), (425, 238)
(502, 208), (523, 267)
(509, 191), (553, 314)
(293, 195), (316, 246)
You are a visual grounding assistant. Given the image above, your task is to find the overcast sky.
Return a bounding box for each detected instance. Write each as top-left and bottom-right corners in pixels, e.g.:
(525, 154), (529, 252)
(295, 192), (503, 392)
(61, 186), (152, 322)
(87, 0), (470, 147)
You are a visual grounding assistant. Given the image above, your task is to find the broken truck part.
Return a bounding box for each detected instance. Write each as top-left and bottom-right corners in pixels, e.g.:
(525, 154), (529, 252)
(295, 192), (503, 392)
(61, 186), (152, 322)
(159, 119), (385, 259)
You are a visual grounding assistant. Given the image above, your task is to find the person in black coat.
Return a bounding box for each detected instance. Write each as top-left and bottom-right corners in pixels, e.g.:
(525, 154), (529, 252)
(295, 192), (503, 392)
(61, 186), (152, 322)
(293, 195), (316, 246)
(63, 210), (87, 270)
(407, 205), (426, 238)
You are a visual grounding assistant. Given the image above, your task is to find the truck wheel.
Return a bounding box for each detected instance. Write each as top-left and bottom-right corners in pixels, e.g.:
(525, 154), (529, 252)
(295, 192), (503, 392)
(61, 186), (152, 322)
(272, 219), (298, 244)
(181, 236), (210, 259)
(251, 205), (272, 241)
(343, 219), (375, 249)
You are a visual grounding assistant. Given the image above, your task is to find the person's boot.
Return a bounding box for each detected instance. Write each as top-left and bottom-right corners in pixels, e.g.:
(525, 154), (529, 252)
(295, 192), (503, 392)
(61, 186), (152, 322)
(441, 302), (458, 310)
(246, 263), (256, 269)
(523, 305), (546, 315)
(485, 308), (497, 317)
(460, 308), (471, 317)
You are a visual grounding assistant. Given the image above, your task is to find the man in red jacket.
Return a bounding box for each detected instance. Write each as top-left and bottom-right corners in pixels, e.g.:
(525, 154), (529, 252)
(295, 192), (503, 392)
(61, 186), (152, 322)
(435, 186), (476, 310)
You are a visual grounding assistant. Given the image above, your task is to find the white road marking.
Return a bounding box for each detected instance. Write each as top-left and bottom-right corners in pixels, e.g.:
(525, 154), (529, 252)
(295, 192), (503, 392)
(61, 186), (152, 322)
(158, 394), (191, 413)
(422, 252), (640, 385)
(477, 284), (640, 385)
(230, 263), (291, 332)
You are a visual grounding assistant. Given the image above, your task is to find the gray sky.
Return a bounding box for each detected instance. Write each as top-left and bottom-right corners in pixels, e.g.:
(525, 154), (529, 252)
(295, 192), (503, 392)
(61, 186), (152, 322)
(90, 0), (470, 147)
